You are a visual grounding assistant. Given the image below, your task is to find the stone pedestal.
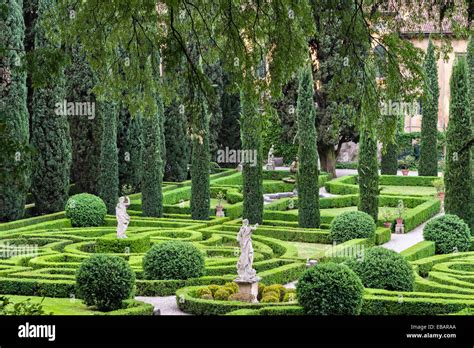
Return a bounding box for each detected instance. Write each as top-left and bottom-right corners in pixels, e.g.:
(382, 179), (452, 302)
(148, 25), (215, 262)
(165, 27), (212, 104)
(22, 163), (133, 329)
(395, 223), (405, 234)
(235, 279), (260, 303)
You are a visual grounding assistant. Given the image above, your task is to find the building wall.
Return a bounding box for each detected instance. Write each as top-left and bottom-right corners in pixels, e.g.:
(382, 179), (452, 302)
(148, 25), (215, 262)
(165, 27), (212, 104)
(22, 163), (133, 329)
(404, 37), (468, 133)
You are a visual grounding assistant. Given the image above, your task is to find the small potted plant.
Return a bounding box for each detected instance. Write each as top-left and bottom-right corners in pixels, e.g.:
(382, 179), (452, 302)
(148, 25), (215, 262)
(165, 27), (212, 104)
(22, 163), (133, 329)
(381, 208), (393, 229)
(398, 155), (415, 176)
(432, 178), (445, 201)
(215, 191), (225, 217)
(395, 200), (405, 225)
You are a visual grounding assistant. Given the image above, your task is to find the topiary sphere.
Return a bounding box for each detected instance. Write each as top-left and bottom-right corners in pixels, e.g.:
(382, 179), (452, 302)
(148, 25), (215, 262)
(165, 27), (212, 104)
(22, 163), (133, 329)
(296, 262), (364, 315)
(76, 254), (135, 311)
(65, 193), (107, 227)
(346, 247), (415, 291)
(423, 214), (471, 254)
(329, 211), (376, 243)
(143, 241), (205, 280)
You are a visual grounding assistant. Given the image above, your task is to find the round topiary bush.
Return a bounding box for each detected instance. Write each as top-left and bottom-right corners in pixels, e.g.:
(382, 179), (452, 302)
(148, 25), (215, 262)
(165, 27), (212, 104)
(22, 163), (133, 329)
(214, 288), (230, 301)
(346, 247), (415, 291)
(65, 193), (107, 227)
(329, 211), (376, 243)
(143, 241), (205, 280)
(76, 254), (135, 311)
(423, 214), (471, 254)
(296, 262), (364, 315)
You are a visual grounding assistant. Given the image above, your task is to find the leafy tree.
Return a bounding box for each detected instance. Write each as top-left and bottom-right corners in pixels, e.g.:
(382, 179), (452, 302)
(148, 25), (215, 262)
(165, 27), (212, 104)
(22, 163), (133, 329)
(419, 39), (439, 176)
(467, 36), (474, 233)
(30, 0), (71, 214)
(381, 140), (398, 175)
(296, 64), (320, 228)
(240, 79), (263, 224)
(98, 103), (118, 214)
(0, 0), (31, 221)
(358, 60), (379, 222)
(445, 57), (472, 226)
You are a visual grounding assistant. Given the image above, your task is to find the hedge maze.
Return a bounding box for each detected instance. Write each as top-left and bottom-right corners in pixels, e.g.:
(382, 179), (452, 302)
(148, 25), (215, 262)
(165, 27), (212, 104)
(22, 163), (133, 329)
(0, 169), (471, 315)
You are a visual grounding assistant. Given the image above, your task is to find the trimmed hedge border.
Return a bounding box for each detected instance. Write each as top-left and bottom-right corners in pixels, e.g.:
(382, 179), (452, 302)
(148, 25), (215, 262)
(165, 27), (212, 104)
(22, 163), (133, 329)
(401, 241), (436, 261)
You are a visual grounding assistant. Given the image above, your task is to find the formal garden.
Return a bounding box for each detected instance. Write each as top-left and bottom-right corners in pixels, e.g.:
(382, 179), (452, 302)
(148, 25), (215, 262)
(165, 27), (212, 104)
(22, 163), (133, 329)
(1, 1), (473, 318)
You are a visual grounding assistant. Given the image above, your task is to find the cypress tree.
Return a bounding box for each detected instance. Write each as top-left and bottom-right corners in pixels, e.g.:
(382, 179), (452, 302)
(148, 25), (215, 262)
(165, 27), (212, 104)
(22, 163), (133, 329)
(66, 45), (103, 195)
(240, 79), (263, 224)
(380, 140), (398, 175)
(118, 107), (143, 192)
(205, 63), (224, 160)
(141, 97), (164, 217)
(445, 57), (472, 226)
(419, 39), (439, 176)
(296, 64), (320, 228)
(0, 0), (30, 221)
(30, 0), (71, 214)
(468, 36), (474, 233)
(189, 89), (211, 220)
(98, 103), (118, 214)
(358, 61), (379, 222)
(164, 98), (189, 182)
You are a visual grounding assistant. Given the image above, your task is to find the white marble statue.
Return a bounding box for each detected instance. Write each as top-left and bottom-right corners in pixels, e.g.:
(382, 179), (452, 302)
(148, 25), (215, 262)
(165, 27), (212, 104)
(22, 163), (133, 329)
(236, 219), (259, 282)
(266, 145), (275, 170)
(116, 196), (130, 239)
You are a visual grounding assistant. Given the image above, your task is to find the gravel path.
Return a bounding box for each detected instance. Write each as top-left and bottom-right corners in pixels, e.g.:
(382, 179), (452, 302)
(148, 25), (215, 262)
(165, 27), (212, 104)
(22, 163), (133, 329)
(135, 296), (189, 315)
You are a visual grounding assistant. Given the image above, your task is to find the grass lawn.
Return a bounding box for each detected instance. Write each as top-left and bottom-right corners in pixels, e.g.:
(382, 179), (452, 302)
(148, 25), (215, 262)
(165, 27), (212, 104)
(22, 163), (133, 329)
(2, 295), (98, 315)
(286, 241), (330, 259)
(379, 185), (436, 197)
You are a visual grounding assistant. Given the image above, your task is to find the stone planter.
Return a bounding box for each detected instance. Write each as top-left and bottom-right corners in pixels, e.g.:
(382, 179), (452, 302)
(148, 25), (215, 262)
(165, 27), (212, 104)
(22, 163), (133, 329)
(215, 205), (225, 217)
(396, 217), (403, 225)
(401, 169), (409, 176)
(438, 192), (445, 201)
(383, 222), (392, 229)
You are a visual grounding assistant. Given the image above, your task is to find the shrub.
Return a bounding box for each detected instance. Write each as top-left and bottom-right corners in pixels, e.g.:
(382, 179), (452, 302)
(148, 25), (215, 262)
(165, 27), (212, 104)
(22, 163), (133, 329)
(76, 254), (135, 311)
(296, 262), (364, 315)
(65, 194), (107, 227)
(258, 283), (265, 301)
(200, 294), (213, 300)
(423, 214), (471, 254)
(329, 211), (376, 243)
(347, 247), (415, 291)
(283, 289), (296, 302)
(223, 282), (239, 295)
(208, 285), (221, 297)
(261, 295), (279, 303)
(143, 241), (205, 280)
(196, 287), (212, 299)
(214, 288), (230, 301)
(228, 293), (255, 302)
(262, 284), (286, 301)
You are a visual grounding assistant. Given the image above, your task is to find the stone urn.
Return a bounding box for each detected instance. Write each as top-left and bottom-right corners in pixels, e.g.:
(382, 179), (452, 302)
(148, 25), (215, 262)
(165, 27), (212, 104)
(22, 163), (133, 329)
(438, 192), (445, 201)
(383, 221), (392, 229)
(396, 217), (403, 225)
(215, 205), (225, 217)
(401, 169), (409, 176)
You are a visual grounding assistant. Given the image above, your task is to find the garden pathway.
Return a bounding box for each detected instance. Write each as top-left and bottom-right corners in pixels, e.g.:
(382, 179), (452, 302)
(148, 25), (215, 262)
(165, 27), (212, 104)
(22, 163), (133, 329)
(135, 296), (189, 316)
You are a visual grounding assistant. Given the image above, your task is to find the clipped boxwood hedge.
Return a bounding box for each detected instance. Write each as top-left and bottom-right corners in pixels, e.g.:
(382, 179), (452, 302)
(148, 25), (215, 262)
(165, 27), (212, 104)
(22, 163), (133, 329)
(95, 235), (151, 253)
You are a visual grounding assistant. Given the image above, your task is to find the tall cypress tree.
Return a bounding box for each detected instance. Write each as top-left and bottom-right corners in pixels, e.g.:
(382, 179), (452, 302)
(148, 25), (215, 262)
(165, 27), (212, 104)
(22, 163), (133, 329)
(419, 39), (439, 176)
(380, 140), (398, 175)
(240, 79), (263, 224)
(98, 103), (118, 214)
(467, 36), (474, 233)
(296, 64), (320, 228)
(358, 61), (379, 222)
(445, 57), (472, 226)
(66, 45), (103, 195)
(30, 0), (71, 214)
(164, 98), (189, 182)
(0, 0), (30, 221)
(190, 89), (211, 220)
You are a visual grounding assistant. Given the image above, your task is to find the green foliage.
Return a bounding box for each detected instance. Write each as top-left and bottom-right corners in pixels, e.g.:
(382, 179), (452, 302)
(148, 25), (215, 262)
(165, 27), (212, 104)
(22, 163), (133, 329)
(262, 284), (286, 301)
(164, 98), (189, 182)
(65, 193), (106, 227)
(0, 295), (47, 315)
(143, 241), (205, 280)
(400, 241), (436, 261)
(141, 97), (164, 217)
(96, 235), (151, 253)
(31, 0), (71, 214)
(445, 57), (472, 225)
(240, 81), (263, 224)
(329, 211), (376, 243)
(423, 214), (471, 254)
(190, 89), (210, 220)
(296, 65), (320, 228)
(296, 262), (364, 315)
(467, 36), (474, 233)
(347, 247), (414, 291)
(76, 254), (135, 311)
(261, 294), (279, 303)
(66, 44), (102, 195)
(0, 0), (30, 221)
(98, 103), (118, 214)
(214, 288), (230, 301)
(118, 108), (143, 193)
(381, 140), (398, 175)
(419, 39), (439, 176)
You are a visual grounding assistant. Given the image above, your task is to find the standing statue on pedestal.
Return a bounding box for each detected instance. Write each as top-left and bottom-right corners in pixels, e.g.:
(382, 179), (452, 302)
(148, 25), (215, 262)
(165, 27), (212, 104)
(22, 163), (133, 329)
(236, 219), (259, 282)
(266, 145), (275, 170)
(290, 156), (299, 174)
(116, 196), (130, 239)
